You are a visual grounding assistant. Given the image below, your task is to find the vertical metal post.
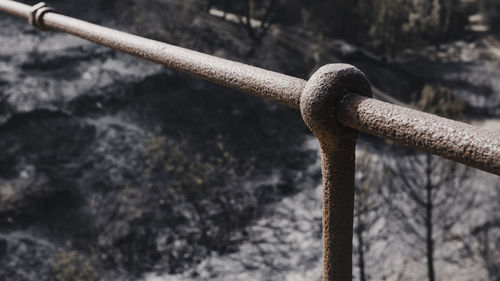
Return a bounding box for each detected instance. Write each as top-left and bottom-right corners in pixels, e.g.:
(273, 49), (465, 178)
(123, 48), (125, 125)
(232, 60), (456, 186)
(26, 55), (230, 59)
(300, 64), (372, 281)
(319, 136), (358, 280)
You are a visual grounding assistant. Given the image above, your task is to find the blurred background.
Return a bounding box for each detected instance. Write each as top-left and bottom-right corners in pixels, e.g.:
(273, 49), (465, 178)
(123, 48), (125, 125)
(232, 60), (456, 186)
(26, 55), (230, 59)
(0, 0), (499, 280)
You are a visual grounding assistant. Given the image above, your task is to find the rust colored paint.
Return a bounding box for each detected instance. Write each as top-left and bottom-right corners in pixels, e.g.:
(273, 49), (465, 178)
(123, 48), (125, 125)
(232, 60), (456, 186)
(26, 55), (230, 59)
(300, 64), (372, 281)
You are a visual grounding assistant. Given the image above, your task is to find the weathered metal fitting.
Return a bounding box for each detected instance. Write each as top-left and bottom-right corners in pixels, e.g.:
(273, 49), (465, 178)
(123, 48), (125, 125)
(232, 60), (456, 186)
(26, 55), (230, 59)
(28, 2), (54, 31)
(300, 64), (372, 145)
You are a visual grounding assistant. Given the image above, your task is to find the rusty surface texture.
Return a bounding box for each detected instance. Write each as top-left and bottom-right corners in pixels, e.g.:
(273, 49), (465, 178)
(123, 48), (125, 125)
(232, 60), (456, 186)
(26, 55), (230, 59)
(43, 12), (306, 108)
(300, 64), (373, 281)
(0, 0), (497, 176)
(0, 0), (305, 108)
(1, 1), (499, 280)
(337, 94), (500, 175)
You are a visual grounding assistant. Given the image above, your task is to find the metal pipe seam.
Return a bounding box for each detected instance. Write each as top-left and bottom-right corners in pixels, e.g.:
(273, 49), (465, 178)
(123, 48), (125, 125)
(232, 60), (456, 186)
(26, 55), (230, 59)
(300, 64), (373, 281)
(29, 2), (55, 31)
(28, 2), (45, 27)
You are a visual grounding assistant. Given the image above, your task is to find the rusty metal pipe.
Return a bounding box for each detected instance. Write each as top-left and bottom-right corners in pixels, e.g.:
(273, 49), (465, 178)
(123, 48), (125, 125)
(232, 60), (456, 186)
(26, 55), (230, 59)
(1, 2), (500, 281)
(337, 94), (500, 175)
(300, 64), (373, 280)
(0, 0), (305, 108)
(1, 1), (498, 174)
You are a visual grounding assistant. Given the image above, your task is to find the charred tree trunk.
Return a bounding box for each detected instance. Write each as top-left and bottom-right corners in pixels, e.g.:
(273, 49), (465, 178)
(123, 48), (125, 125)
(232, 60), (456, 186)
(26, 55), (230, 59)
(356, 217), (367, 281)
(425, 154), (436, 281)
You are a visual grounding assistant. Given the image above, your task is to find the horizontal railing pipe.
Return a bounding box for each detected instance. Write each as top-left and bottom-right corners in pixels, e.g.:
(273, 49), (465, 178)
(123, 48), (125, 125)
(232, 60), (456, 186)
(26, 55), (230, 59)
(0, 0), (26, 18)
(1, 0), (498, 176)
(337, 94), (500, 175)
(1, 2), (499, 280)
(0, 0), (306, 109)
